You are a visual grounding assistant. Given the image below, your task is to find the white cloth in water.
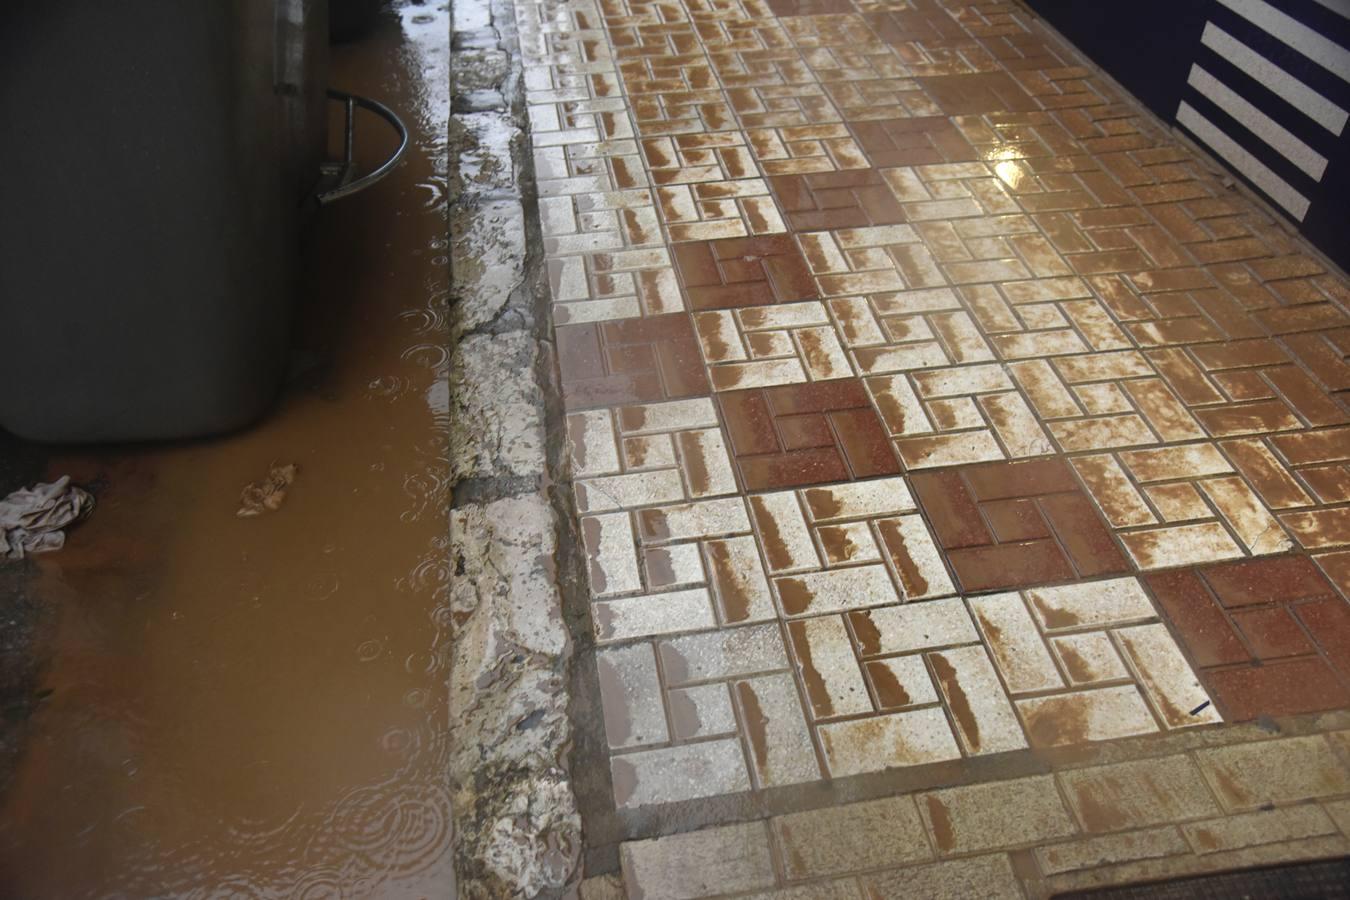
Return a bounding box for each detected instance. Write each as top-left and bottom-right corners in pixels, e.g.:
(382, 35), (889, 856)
(0, 476), (93, 560)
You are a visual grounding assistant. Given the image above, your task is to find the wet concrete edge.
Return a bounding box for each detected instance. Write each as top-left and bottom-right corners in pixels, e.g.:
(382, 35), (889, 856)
(447, 0), (590, 893)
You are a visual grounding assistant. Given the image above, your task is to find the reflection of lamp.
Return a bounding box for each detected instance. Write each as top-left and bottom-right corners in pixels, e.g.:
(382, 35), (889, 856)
(993, 159), (1026, 191)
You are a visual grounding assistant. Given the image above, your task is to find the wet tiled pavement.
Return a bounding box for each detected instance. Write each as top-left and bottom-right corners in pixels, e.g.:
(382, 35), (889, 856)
(514, 0), (1350, 889)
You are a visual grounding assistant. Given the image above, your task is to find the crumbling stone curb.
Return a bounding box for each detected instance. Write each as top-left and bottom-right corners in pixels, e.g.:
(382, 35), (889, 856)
(448, 0), (583, 893)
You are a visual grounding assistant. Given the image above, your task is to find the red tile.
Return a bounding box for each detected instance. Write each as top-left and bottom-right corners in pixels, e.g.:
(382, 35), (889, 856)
(738, 449), (849, 491)
(1039, 492), (1130, 578)
(982, 498), (1051, 542)
(766, 379), (870, 416)
(777, 413), (834, 451)
(720, 391), (779, 456)
(829, 408), (902, 478)
(963, 458), (1079, 501)
(910, 470), (993, 549)
(947, 541), (1076, 593)
(1145, 570), (1249, 668)
(1294, 598), (1350, 679)
(1203, 657), (1350, 721)
(1231, 607), (1315, 659)
(1201, 556), (1337, 608)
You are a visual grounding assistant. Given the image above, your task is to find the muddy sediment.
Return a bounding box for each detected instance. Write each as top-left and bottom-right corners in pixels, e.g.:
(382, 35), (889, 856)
(0, 4), (454, 896)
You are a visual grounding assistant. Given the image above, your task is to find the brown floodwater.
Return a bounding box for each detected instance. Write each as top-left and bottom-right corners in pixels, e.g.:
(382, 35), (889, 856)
(0, 5), (453, 897)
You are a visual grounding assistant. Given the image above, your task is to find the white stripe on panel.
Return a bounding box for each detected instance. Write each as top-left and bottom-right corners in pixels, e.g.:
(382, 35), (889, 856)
(1187, 64), (1330, 179)
(1201, 22), (1349, 134)
(1176, 101), (1311, 219)
(1215, 0), (1350, 82)
(1309, 0), (1350, 20)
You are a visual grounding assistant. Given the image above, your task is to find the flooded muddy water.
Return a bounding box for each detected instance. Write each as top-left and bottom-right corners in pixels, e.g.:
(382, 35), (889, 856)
(0, 4), (453, 897)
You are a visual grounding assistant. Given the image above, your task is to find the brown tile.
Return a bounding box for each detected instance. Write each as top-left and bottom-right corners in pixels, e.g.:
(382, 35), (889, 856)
(915, 72), (1040, 115)
(850, 117), (978, 168)
(947, 541), (1077, 593)
(1204, 657), (1350, 721)
(982, 498), (1051, 542)
(1039, 492), (1130, 578)
(558, 314), (711, 410)
(1231, 607), (1314, 659)
(1145, 570), (1248, 668)
(1294, 598), (1350, 679)
(672, 236), (817, 310)
(718, 378), (900, 490)
(1200, 556), (1337, 608)
(768, 169), (907, 231)
(909, 470), (992, 549)
(962, 458), (1079, 501)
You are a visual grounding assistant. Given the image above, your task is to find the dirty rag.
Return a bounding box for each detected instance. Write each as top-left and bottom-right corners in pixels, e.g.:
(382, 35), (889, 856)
(0, 477), (94, 560)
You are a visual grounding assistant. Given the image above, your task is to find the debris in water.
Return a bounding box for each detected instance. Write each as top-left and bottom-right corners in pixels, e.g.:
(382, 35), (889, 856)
(0, 476), (94, 560)
(1189, 699), (1212, 716)
(237, 463), (299, 518)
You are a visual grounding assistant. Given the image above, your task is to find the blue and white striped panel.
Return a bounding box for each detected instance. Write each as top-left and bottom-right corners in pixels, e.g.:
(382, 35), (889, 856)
(1175, 0), (1350, 223)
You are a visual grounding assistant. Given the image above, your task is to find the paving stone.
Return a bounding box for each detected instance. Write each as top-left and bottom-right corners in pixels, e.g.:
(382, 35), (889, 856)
(1059, 756), (1221, 832)
(969, 592), (1063, 694)
(929, 645), (1029, 756)
(1114, 623), (1221, 729)
(1182, 805), (1337, 854)
(860, 854), (1022, 899)
(851, 598), (980, 656)
(593, 589), (718, 643)
(776, 564), (900, 616)
(658, 623), (789, 686)
(668, 683), (737, 741)
(1035, 827), (1190, 875)
(597, 643), (670, 749)
(621, 822), (776, 899)
(1018, 686), (1160, 748)
(788, 615), (870, 719)
(734, 673), (821, 787)
(1051, 632), (1130, 685)
(774, 796), (932, 879)
(611, 738), (752, 808)
(1196, 735), (1350, 812)
(919, 776), (1077, 855)
(1025, 578), (1156, 632)
(819, 706), (963, 777)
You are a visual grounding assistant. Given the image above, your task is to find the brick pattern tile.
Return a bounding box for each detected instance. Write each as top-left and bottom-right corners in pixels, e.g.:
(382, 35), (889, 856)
(717, 378), (900, 489)
(515, 0), (1350, 820)
(1147, 556), (1350, 721)
(910, 458), (1129, 592)
(672, 234), (819, 309)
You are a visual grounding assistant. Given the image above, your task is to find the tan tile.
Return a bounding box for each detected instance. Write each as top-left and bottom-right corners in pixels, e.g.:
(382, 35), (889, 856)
(859, 855), (1022, 900)
(668, 683), (736, 740)
(639, 498), (751, 544)
(1073, 454), (1158, 528)
(867, 655), (939, 710)
(776, 564), (900, 616)
(819, 706), (962, 777)
(583, 512), (643, 597)
(1010, 358), (1082, 419)
(1120, 522), (1245, 569)
(867, 374), (934, 436)
(1183, 806), (1336, 855)
(851, 597), (980, 656)
(969, 593), (1063, 694)
(619, 398), (720, 435)
(1196, 735), (1350, 812)
(1018, 685), (1159, 747)
(1036, 827), (1189, 875)
(621, 822), (774, 898)
(818, 522), (882, 567)
(1115, 623), (1222, 729)
(1119, 443), (1233, 482)
(896, 430), (1007, 468)
(1281, 507), (1350, 549)
(704, 535), (775, 624)
(749, 492), (820, 574)
(802, 476), (915, 521)
(1050, 414), (1157, 451)
(1199, 475), (1292, 555)
(1026, 578), (1156, 632)
(734, 673), (821, 788)
(1052, 632), (1130, 685)
(875, 514), (956, 600)
(774, 796), (933, 880)
(980, 391), (1055, 457)
(611, 737), (751, 808)
(659, 623), (789, 686)
(1144, 482), (1211, 522)
(788, 615), (870, 719)
(676, 428), (738, 499)
(919, 775), (1075, 855)
(1059, 755), (1220, 832)
(929, 645), (1028, 756)
(568, 410), (622, 477)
